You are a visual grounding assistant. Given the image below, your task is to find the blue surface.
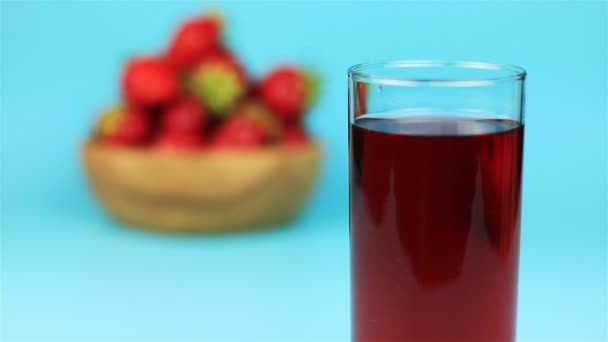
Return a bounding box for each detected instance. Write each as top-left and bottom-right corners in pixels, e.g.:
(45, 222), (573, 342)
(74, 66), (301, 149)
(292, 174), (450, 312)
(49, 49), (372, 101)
(1, 2), (606, 341)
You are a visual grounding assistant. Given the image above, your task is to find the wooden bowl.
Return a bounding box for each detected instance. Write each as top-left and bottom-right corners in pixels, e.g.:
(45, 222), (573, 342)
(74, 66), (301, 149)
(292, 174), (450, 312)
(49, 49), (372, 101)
(81, 141), (322, 233)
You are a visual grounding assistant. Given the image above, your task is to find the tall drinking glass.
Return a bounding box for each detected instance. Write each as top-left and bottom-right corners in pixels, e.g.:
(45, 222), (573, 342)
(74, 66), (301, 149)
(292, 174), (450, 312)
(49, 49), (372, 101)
(348, 61), (526, 341)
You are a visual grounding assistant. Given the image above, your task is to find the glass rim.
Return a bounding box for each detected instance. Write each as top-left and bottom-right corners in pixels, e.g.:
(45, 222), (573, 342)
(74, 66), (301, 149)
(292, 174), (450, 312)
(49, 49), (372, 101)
(348, 60), (527, 86)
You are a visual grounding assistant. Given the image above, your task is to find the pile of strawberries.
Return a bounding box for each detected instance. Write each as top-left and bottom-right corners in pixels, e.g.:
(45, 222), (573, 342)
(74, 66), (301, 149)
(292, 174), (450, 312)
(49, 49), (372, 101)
(95, 12), (318, 149)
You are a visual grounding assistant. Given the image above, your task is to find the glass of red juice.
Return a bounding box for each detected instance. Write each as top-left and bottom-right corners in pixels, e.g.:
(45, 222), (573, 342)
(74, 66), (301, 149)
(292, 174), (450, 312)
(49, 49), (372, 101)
(348, 61), (526, 342)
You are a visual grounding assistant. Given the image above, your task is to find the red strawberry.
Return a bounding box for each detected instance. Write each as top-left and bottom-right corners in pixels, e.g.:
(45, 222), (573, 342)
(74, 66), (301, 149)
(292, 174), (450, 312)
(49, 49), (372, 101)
(122, 56), (179, 107)
(261, 66), (318, 120)
(206, 46), (236, 63)
(161, 97), (207, 134)
(96, 106), (150, 145)
(211, 116), (266, 148)
(188, 54), (246, 115)
(166, 14), (222, 70)
(229, 100), (281, 140)
(155, 132), (203, 150)
(281, 124), (309, 145)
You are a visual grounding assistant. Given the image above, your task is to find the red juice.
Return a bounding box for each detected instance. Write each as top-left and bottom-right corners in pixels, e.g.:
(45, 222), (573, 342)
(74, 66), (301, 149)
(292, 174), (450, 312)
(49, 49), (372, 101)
(350, 116), (524, 342)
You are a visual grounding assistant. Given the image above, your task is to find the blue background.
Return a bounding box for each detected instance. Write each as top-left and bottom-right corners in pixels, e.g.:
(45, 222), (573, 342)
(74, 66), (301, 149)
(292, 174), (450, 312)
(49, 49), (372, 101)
(1, 1), (606, 341)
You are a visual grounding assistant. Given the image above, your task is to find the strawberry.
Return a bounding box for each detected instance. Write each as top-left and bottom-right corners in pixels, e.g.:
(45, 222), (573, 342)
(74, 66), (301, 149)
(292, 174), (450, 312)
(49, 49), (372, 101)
(260, 66), (318, 120)
(155, 132), (203, 150)
(211, 116), (266, 148)
(166, 14), (222, 70)
(96, 106), (150, 145)
(229, 100), (281, 140)
(205, 46), (236, 63)
(188, 54), (246, 115)
(122, 56), (179, 107)
(281, 123), (309, 145)
(161, 97), (207, 134)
